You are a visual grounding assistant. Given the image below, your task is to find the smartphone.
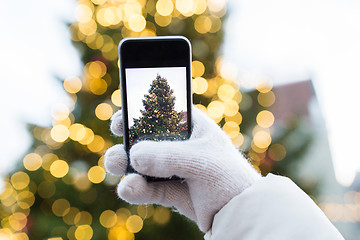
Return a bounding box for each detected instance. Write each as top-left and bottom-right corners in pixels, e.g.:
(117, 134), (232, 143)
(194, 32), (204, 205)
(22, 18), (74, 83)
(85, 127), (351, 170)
(118, 36), (192, 181)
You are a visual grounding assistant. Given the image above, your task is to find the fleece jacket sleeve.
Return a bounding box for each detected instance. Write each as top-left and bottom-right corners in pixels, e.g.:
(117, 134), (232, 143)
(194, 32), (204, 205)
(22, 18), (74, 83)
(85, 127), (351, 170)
(204, 174), (344, 240)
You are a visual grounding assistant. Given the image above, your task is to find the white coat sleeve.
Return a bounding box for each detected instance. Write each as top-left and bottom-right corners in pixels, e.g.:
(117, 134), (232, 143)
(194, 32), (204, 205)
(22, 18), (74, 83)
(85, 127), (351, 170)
(204, 174), (344, 240)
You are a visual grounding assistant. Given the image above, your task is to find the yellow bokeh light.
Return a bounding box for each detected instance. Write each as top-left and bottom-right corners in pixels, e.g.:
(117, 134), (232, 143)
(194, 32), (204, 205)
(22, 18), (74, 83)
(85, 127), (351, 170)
(108, 226), (134, 240)
(96, 8), (111, 27)
(117, 208), (131, 219)
(52, 199), (71, 217)
(176, 0), (194, 16)
(75, 225), (93, 240)
(8, 212), (27, 231)
(77, 128), (94, 145)
(69, 123), (87, 141)
(1, 182), (14, 200)
(258, 91), (276, 107)
(23, 153), (42, 171)
(256, 82), (273, 93)
(95, 103), (113, 121)
(123, 1), (142, 22)
(74, 211), (93, 226)
(225, 112), (242, 125)
(207, 101), (224, 119)
(63, 207), (80, 225)
(75, 4), (93, 23)
(251, 142), (268, 154)
(101, 7), (122, 26)
(87, 61), (107, 78)
(78, 19), (97, 36)
(17, 190), (35, 209)
(207, 0), (226, 14)
(42, 153), (58, 171)
(193, 0), (207, 15)
(111, 89), (122, 107)
(11, 232), (29, 240)
(154, 12), (172, 27)
(223, 121), (240, 135)
(64, 77), (82, 94)
(223, 100), (239, 117)
(128, 14), (146, 32)
(232, 132), (244, 147)
(51, 124), (69, 143)
(268, 144), (287, 161)
(192, 60), (205, 78)
(195, 104), (207, 112)
(253, 130), (272, 149)
(156, 0), (174, 16)
(192, 77), (208, 95)
(256, 110), (275, 128)
(194, 15), (212, 34)
(217, 84), (235, 101)
(89, 78), (108, 95)
(100, 210), (117, 228)
(87, 135), (105, 153)
(153, 206), (171, 225)
(126, 215), (143, 233)
(209, 16), (222, 33)
(234, 91), (242, 103)
(11, 172), (30, 190)
(88, 166), (105, 184)
(50, 160), (69, 178)
(137, 205), (154, 219)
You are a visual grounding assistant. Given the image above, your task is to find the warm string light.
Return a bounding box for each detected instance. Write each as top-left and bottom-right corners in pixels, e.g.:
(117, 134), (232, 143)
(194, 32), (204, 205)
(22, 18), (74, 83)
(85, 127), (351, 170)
(0, 0), (233, 239)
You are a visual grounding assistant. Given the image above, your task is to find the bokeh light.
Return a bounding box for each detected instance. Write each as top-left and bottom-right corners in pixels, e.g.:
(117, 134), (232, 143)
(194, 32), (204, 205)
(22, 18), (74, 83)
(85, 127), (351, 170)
(192, 77), (208, 95)
(256, 110), (275, 128)
(50, 124), (69, 143)
(111, 89), (122, 107)
(95, 103), (113, 120)
(10, 172), (30, 190)
(126, 215), (143, 233)
(156, 0), (174, 16)
(50, 160), (69, 178)
(23, 153), (42, 171)
(75, 225), (93, 240)
(63, 77), (82, 94)
(87, 166), (105, 183)
(100, 210), (117, 228)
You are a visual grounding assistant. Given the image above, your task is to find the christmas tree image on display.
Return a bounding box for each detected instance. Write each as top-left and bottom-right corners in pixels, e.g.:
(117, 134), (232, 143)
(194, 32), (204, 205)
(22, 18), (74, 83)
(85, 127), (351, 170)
(129, 74), (187, 146)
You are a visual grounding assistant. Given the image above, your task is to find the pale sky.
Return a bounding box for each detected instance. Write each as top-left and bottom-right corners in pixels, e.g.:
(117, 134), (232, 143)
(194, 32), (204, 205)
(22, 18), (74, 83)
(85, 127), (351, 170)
(1, 0), (360, 187)
(125, 67), (187, 126)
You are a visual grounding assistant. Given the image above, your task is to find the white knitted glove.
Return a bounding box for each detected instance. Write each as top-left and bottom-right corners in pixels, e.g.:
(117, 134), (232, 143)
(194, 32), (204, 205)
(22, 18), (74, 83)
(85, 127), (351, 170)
(104, 107), (261, 232)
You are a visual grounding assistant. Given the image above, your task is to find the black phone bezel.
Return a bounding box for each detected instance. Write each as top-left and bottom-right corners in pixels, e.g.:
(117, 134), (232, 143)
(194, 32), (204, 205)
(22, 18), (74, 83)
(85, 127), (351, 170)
(118, 36), (192, 181)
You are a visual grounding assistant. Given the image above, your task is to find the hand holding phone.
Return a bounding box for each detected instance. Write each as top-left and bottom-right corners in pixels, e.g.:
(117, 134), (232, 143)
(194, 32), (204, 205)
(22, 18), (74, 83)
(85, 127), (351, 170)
(118, 36), (192, 181)
(104, 107), (261, 232)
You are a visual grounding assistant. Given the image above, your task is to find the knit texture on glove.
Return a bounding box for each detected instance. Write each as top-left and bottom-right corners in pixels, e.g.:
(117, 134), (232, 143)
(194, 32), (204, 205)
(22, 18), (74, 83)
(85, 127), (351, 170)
(104, 107), (261, 232)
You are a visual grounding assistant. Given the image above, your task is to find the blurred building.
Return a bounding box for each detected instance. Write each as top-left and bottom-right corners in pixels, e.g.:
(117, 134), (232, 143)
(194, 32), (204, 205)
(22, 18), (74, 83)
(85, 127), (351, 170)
(271, 80), (358, 239)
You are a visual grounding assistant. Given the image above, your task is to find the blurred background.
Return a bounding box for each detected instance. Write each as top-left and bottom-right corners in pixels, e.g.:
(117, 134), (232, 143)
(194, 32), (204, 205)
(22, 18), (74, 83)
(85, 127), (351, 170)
(1, 0), (360, 239)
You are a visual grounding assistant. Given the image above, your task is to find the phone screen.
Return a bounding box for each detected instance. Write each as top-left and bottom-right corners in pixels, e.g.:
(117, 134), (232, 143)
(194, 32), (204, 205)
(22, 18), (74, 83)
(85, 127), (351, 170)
(119, 37), (192, 174)
(125, 67), (189, 146)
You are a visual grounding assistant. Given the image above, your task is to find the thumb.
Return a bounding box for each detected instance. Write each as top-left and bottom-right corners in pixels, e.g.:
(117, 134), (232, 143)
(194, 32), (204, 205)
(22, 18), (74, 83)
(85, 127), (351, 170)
(104, 144), (127, 176)
(110, 109), (123, 136)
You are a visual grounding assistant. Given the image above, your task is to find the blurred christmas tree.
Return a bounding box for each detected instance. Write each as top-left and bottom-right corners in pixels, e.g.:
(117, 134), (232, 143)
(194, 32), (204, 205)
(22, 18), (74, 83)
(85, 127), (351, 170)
(129, 74), (186, 146)
(0, 0), (313, 239)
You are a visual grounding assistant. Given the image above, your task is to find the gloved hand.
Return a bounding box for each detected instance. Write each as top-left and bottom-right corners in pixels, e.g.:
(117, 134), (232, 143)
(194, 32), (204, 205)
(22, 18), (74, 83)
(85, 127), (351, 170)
(104, 107), (261, 232)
